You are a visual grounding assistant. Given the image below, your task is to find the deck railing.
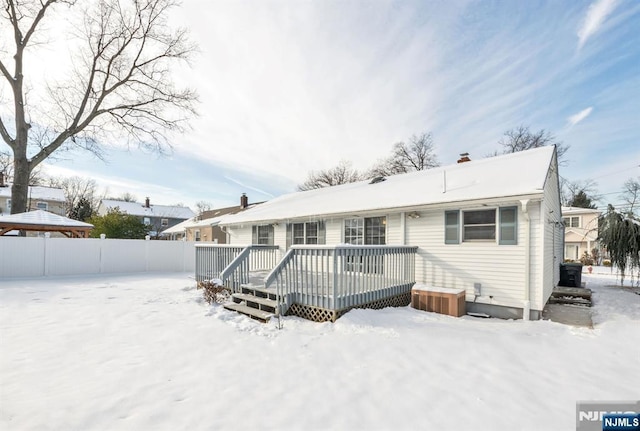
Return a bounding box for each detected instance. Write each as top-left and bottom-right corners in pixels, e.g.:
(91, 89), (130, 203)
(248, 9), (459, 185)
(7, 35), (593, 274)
(195, 244), (279, 290)
(265, 245), (418, 315)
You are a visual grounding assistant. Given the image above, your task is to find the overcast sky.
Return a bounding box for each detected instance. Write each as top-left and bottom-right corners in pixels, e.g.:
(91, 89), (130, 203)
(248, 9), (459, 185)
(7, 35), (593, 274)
(2, 0), (639, 211)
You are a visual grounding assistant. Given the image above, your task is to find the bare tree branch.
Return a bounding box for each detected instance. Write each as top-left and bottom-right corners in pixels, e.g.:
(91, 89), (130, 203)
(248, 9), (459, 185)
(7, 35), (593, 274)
(1, 0), (198, 213)
(298, 160), (362, 191)
(369, 132), (439, 177)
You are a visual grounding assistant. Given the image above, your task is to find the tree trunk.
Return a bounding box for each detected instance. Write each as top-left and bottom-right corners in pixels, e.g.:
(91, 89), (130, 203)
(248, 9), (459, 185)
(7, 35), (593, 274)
(11, 156), (30, 214)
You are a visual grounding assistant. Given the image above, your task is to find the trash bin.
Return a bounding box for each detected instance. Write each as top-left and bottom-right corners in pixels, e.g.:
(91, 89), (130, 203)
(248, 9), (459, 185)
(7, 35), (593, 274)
(559, 263), (583, 287)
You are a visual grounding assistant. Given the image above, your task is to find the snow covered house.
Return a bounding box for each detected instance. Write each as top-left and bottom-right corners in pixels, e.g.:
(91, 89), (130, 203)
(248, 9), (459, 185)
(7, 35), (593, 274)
(562, 206), (600, 262)
(0, 180), (66, 216)
(98, 197), (195, 238)
(196, 146), (563, 321)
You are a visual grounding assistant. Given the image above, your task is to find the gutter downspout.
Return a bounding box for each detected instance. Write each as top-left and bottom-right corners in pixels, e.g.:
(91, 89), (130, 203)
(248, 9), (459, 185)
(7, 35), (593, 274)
(521, 199), (531, 320)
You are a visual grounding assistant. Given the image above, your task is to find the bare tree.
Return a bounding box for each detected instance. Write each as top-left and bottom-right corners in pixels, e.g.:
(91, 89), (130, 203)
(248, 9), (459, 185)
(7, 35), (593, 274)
(46, 175), (103, 217)
(195, 200), (212, 215)
(561, 178), (600, 207)
(497, 125), (569, 164)
(116, 192), (137, 202)
(621, 177), (640, 216)
(0, 150), (44, 185)
(369, 133), (439, 177)
(0, 0), (197, 214)
(298, 160), (362, 191)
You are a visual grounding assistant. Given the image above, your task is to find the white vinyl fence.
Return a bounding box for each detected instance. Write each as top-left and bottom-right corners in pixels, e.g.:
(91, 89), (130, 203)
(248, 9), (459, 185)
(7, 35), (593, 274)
(0, 237), (197, 278)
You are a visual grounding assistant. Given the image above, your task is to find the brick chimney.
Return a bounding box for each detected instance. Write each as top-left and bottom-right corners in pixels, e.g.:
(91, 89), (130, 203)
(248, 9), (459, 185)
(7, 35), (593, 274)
(240, 193), (248, 209)
(457, 152), (471, 163)
(145, 197), (150, 208)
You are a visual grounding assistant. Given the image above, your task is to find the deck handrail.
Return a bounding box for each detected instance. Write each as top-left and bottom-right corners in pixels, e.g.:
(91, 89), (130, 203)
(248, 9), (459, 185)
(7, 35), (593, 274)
(264, 245), (418, 315)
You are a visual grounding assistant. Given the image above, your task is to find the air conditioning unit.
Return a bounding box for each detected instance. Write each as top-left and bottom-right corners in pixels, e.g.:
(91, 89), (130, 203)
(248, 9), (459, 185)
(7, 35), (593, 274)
(411, 285), (466, 317)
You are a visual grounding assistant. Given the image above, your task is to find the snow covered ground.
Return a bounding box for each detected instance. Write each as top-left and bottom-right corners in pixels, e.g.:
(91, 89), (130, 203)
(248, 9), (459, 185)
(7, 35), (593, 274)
(1, 271), (638, 431)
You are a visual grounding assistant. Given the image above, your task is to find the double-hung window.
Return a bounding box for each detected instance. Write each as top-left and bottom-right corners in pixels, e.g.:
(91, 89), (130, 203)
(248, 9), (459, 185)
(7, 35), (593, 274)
(562, 216), (580, 228)
(445, 207), (517, 245)
(292, 222), (319, 245)
(253, 225), (274, 245)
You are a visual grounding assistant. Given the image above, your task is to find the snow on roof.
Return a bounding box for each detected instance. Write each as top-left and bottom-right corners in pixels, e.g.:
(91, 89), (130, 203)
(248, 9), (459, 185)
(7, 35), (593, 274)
(0, 210), (93, 227)
(0, 185), (65, 202)
(220, 146), (556, 225)
(561, 206), (600, 215)
(161, 217), (194, 235)
(100, 200), (195, 219)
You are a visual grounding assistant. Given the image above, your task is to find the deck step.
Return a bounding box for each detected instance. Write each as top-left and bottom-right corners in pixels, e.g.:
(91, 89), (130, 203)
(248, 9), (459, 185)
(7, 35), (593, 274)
(232, 293), (278, 310)
(551, 287), (592, 300)
(223, 302), (275, 322)
(240, 284), (278, 300)
(548, 296), (592, 307)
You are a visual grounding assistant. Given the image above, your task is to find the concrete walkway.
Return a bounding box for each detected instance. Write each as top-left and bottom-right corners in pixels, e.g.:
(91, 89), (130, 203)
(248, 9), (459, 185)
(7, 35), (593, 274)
(542, 303), (593, 328)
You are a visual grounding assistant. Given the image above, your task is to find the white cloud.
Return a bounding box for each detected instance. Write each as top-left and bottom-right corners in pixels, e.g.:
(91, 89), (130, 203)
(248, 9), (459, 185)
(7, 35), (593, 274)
(567, 107), (594, 127)
(577, 0), (618, 50)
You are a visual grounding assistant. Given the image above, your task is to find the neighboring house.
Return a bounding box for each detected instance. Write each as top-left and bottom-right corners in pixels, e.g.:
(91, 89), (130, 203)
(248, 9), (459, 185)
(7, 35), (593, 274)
(98, 197), (195, 237)
(207, 146), (563, 321)
(0, 180), (66, 217)
(162, 194), (262, 242)
(562, 206), (600, 261)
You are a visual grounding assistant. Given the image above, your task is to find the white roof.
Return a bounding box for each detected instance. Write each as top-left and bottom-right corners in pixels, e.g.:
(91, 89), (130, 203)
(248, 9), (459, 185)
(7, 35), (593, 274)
(100, 200), (195, 219)
(0, 185), (65, 202)
(561, 206), (600, 215)
(161, 217), (194, 235)
(0, 210), (93, 227)
(220, 146), (556, 225)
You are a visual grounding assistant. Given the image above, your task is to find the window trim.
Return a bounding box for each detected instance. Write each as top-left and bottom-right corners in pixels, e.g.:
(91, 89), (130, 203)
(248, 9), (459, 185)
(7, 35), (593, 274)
(292, 221), (319, 245)
(253, 224), (274, 245)
(161, 218), (169, 227)
(343, 216), (386, 245)
(36, 201), (48, 211)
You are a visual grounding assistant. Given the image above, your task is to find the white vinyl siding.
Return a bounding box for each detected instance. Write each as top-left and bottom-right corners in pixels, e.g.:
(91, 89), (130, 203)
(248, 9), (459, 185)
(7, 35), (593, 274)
(540, 156), (563, 309)
(407, 204), (530, 310)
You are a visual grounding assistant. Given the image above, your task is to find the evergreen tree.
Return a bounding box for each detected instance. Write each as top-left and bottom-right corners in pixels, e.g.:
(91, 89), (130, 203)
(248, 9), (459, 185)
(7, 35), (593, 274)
(88, 208), (150, 239)
(568, 190), (597, 209)
(69, 198), (93, 222)
(598, 205), (640, 286)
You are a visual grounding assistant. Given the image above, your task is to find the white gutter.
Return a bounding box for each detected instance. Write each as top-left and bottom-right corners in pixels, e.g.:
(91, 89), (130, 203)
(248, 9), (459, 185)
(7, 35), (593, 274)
(520, 199), (531, 320)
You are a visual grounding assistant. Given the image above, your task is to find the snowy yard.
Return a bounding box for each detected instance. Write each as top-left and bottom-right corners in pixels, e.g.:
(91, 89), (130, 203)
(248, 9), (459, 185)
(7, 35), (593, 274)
(1, 271), (638, 431)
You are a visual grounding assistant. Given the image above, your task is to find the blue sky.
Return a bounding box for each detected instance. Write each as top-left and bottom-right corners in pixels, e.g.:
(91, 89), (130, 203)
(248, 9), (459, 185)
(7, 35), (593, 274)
(2, 0), (639, 211)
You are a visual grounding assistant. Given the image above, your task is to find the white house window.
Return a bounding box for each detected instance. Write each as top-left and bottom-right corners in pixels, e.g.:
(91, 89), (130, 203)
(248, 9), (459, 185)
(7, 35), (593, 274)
(252, 225), (274, 245)
(463, 209), (496, 241)
(445, 207), (517, 244)
(563, 216), (580, 228)
(6, 199), (10, 212)
(36, 201), (48, 211)
(161, 218), (169, 227)
(143, 217), (151, 225)
(292, 222), (319, 244)
(194, 230), (201, 241)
